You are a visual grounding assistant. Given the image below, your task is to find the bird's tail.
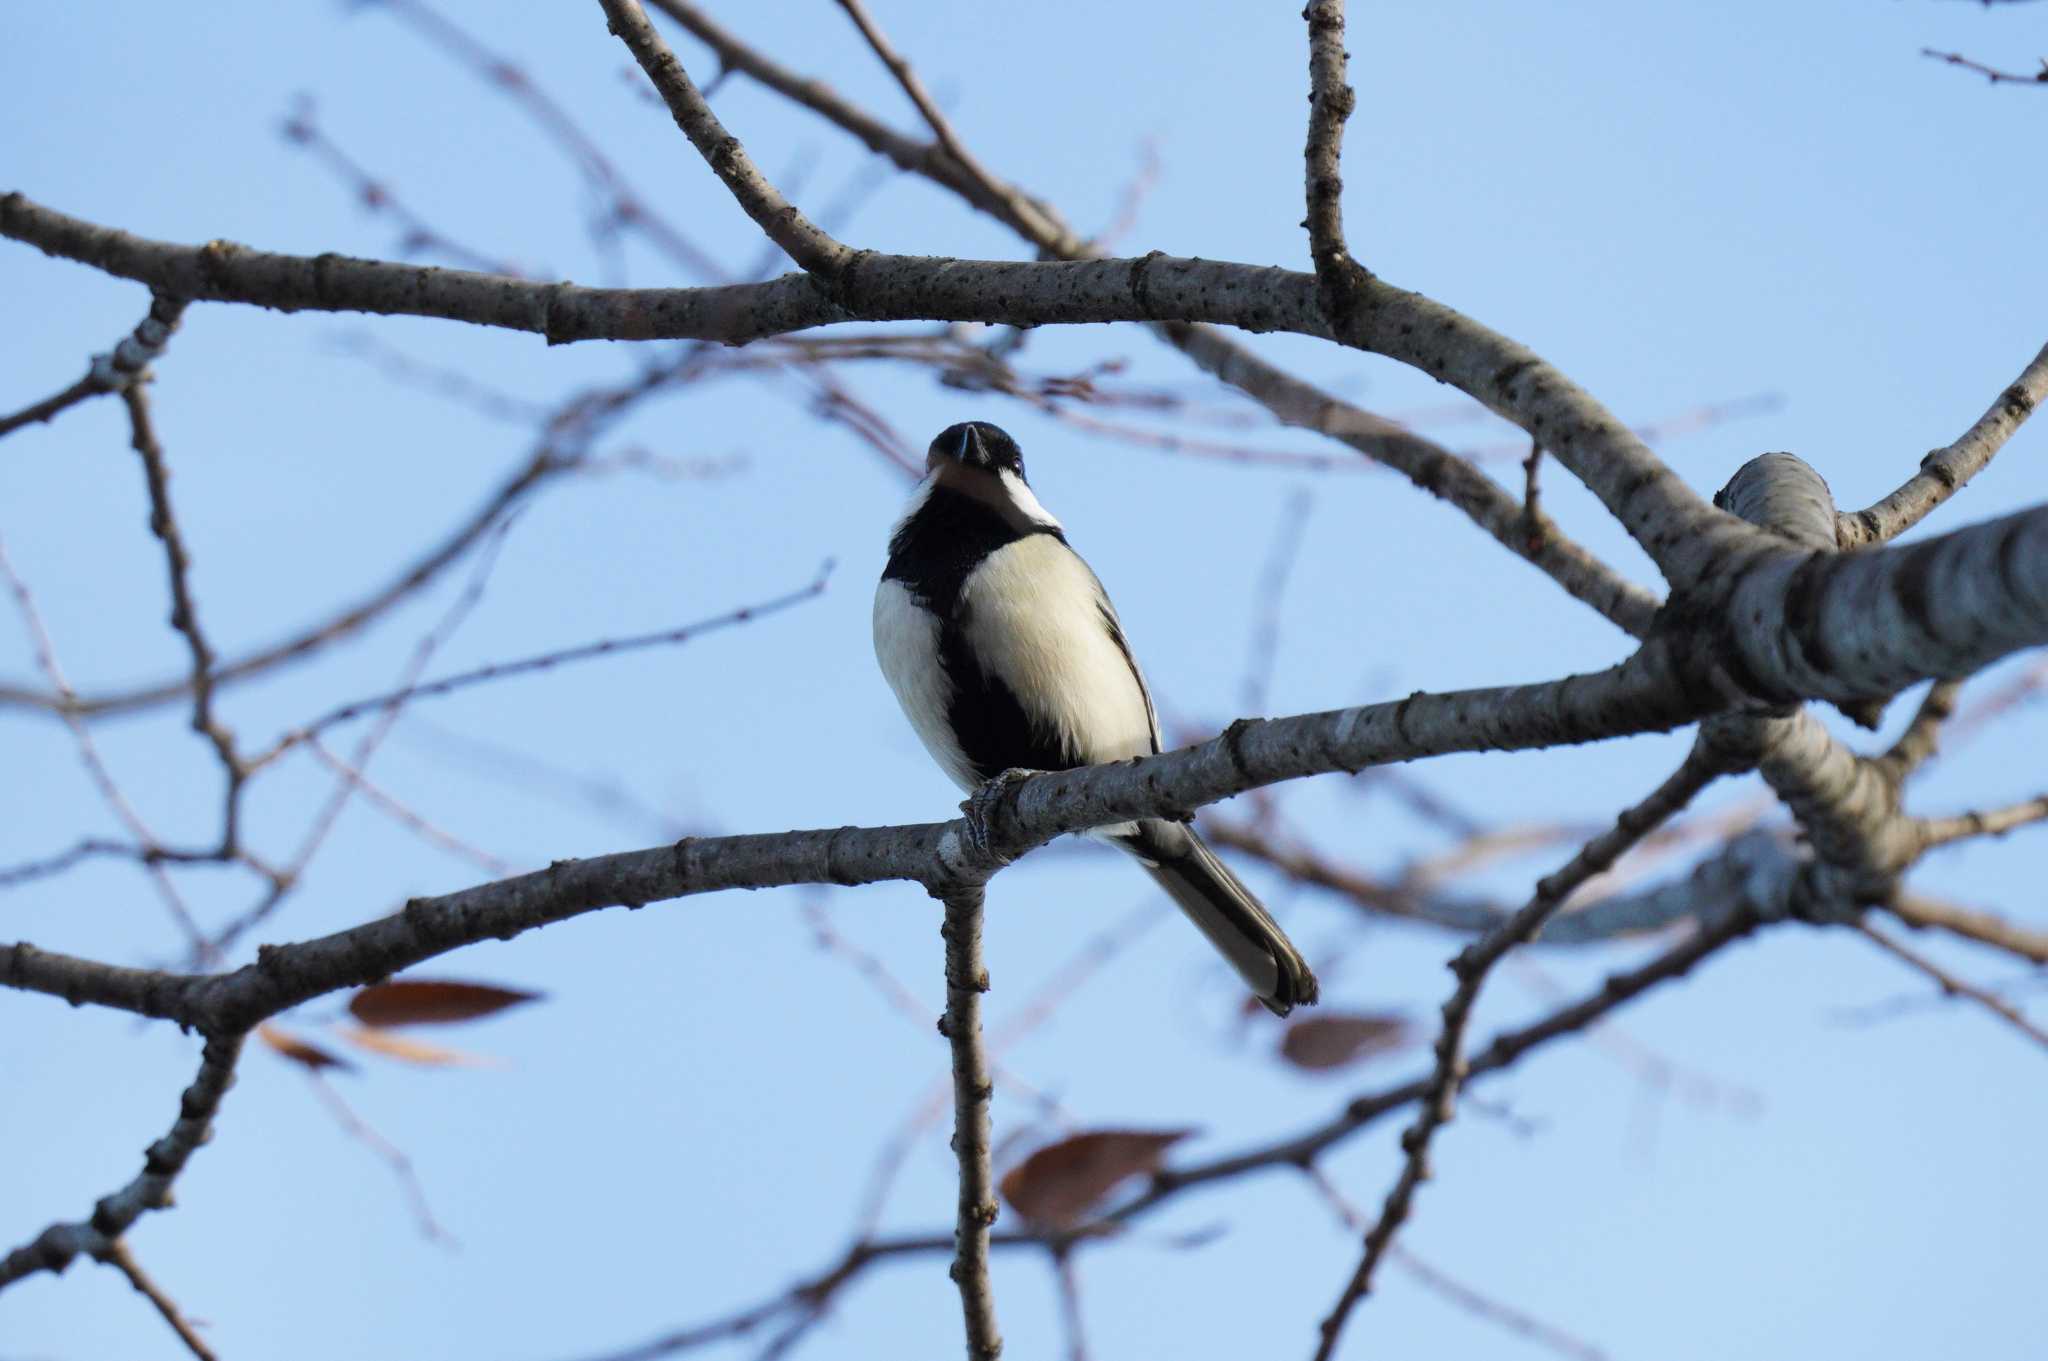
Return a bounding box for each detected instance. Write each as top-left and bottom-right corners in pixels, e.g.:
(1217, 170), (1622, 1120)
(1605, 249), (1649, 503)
(1113, 819), (1319, 1016)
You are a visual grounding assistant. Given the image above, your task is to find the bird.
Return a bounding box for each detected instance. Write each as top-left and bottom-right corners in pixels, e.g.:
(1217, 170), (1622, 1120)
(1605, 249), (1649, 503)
(873, 420), (1319, 1015)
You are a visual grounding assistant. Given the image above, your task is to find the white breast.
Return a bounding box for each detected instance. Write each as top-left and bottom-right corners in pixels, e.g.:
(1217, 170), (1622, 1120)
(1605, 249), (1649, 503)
(873, 577), (978, 790)
(961, 534), (1159, 768)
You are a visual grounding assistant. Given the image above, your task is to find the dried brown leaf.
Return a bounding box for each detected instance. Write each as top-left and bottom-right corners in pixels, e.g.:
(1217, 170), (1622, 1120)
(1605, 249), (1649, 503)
(258, 1022), (355, 1073)
(347, 979), (541, 1027)
(999, 1128), (1195, 1228)
(342, 1025), (504, 1069)
(1278, 1012), (1413, 1072)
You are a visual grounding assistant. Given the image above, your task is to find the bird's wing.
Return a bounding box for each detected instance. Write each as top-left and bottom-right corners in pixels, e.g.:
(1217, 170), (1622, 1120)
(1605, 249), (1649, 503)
(956, 534), (1160, 771)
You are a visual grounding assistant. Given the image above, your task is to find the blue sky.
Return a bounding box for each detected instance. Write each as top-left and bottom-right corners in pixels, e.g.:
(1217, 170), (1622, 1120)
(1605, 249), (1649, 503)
(4, 3), (2046, 1359)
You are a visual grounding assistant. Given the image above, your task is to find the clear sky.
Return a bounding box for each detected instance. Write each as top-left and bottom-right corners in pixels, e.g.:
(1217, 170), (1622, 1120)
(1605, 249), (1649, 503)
(4, 3), (2046, 1359)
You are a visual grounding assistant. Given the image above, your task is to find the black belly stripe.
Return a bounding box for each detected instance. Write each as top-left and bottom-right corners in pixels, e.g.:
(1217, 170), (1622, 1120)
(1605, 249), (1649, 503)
(936, 607), (1085, 781)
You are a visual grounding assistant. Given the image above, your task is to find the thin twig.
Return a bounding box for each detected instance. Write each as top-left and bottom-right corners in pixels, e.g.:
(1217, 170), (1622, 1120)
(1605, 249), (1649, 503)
(282, 95), (534, 276)
(1915, 794), (2048, 849)
(1838, 340), (2048, 547)
(830, 0), (1065, 247)
(1877, 680), (1963, 779)
(125, 382), (249, 857)
(303, 737), (514, 874)
(1052, 1250), (1088, 1361)
(1919, 48), (2048, 86)
(938, 882), (1003, 1360)
(600, 0), (849, 275)
(304, 1070), (457, 1244)
(0, 532), (207, 950)
(1239, 490), (1313, 715)
(552, 910), (1760, 1361)
(1887, 893), (2048, 965)
(1854, 920), (2048, 1052)
(204, 516), (521, 958)
(381, 0), (726, 279)
(254, 559), (833, 765)
(95, 1239), (218, 1361)
(0, 294), (186, 439)
(1314, 747), (1724, 1359)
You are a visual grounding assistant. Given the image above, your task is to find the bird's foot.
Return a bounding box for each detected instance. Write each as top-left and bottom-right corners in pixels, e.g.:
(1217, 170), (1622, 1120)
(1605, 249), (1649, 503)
(962, 768), (1040, 861)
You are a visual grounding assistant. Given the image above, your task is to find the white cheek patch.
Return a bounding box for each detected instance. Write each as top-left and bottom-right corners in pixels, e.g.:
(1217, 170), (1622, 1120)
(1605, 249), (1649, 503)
(873, 578), (978, 791)
(960, 535), (1158, 767)
(995, 469), (1062, 531)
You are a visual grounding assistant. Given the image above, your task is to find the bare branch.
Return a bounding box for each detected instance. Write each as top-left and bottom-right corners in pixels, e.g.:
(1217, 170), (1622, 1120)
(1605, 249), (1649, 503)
(94, 1239), (218, 1361)
(0, 532), (206, 949)
(598, 0), (850, 277)
(1916, 793), (2048, 848)
(1302, 0), (1368, 326)
(1855, 920), (2048, 1052)
(1887, 893), (2048, 965)
(1920, 48), (2048, 86)
(1315, 746), (1723, 1358)
(0, 293), (185, 439)
(0, 1034), (244, 1287)
(124, 381), (249, 858)
(565, 904), (1760, 1361)
(1877, 680), (1964, 779)
(1838, 340), (2048, 547)
(654, 0), (1664, 633)
(829, 0), (1065, 248)
(254, 559), (833, 765)
(937, 883), (1003, 1360)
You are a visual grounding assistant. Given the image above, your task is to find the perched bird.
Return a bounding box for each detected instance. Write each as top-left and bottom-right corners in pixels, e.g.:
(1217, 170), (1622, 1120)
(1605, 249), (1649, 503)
(873, 420), (1319, 1015)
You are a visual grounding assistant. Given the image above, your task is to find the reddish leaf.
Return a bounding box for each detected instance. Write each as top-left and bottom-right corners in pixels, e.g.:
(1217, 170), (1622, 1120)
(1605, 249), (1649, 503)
(1278, 1012), (1413, 1072)
(258, 1022), (354, 1073)
(346, 980), (541, 1027)
(999, 1129), (1195, 1228)
(342, 1026), (503, 1069)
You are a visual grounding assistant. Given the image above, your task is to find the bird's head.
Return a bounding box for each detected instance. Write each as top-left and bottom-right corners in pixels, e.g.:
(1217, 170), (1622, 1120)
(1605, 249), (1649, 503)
(929, 421), (1027, 481)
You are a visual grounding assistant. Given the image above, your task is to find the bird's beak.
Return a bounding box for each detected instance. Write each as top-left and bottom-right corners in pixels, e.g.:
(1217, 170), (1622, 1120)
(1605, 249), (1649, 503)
(959, 425), (979, 463)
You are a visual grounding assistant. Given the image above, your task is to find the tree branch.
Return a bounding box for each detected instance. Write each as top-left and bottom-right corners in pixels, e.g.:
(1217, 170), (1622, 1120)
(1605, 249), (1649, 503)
(1838, 340), (2048, 548)
(598, 0), (851, 277)
(1855, 920), (2048, 1052)
(1302, 0), (1370, 329)
(1887, 893), (2048, 965)
(94, 1239), (218, 1361)
(937, 883), (1003, 1359)
(0, 292), (186, 439)
(0, 1034), (244, 1287)
(1314, 746), (1723, 1358)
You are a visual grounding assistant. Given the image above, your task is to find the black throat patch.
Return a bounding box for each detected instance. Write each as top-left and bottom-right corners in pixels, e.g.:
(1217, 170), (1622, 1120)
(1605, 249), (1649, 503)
(883, 483), (1063, 611)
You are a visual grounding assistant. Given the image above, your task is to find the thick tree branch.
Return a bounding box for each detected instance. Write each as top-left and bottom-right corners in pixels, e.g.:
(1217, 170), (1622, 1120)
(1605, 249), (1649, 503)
(9, 495), (2048, 1029)
(643, 0), (1666, 634)
(0, 190), (1766, 594)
